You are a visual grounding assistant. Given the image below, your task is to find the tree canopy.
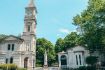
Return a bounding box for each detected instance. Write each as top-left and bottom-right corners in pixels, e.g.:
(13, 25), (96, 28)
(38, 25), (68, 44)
(36, 38), (55, 66)
(55, 38), (64, 53)
(73, 0), (105, 52)
(64, 32), (84, 51)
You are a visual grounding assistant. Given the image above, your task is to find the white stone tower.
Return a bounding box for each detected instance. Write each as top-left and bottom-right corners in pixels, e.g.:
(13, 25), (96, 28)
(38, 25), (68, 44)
(22, 0), (37, 70)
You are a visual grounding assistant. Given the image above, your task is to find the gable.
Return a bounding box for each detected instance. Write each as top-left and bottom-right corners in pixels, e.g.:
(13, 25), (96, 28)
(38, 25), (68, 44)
(73, 46), (85, 51)
(0, 35), (24, 43)
(5, 36), (18, 41)
(67, 46), (86, 52)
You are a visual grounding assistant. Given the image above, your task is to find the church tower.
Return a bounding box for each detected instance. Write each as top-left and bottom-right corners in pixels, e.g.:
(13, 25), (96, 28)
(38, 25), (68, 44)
(21, 0), (37, 69)
(22, 0), (37, 52)
(23, 0), (37, 35)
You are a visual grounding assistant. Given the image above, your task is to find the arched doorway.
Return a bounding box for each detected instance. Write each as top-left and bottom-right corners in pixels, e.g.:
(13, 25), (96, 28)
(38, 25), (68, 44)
(24, 57), (29, 68)
(61, 55), (67, 67)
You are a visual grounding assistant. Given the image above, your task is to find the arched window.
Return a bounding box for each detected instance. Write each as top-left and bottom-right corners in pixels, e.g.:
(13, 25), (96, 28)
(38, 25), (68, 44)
(24, 57), (28, 68)
(61, 55), (67, 66)
(10, 57), (13, 64)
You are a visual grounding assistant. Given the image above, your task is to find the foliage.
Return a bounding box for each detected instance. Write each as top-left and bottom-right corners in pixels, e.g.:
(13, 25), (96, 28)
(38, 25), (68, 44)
(86, 56), (98, 65)
(36, 63), (43, 67)
(0, 34), (8, 42)
(73, 0), (105, 52)
(55, 38), (64, 53)
(76, 66), (96, 70)
(0, 64), (18, 70)
(55, 38), (65, 63)
(36, 38), (55, 66)
(78, 66), (87, 70)
(0, 64), (27, 70)
(17, 68), (27, 70)
(0, 34), (7, 39)
(64, 32), (84, 51)
(86, 66), (96, 70)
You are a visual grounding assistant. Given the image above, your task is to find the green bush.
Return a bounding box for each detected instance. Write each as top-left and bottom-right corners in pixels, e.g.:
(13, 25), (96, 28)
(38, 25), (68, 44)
(86, 56), (98, 65)
(36, 63), (43, 67)
(78, 66), (87, 70)
(0, 64), (26, 70)
(86, 66), (96, 70)
(73, 66), (96, 70)
(17, 68), (27, 70)
(0, 64), (17, 70)
(0, 64), (7, 70)
(8, 64), (17, 70)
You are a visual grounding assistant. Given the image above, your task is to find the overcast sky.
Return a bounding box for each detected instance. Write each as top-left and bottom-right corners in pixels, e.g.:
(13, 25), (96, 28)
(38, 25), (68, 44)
(0, 0), (88, 43)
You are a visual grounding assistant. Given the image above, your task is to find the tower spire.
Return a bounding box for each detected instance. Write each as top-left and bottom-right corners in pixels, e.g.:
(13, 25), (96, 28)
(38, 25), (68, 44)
(28, 0), (35, 7)
(23, 0), (37, 36)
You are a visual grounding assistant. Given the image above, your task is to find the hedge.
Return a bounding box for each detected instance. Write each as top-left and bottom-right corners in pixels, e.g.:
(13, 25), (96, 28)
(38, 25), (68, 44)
(0, 64), (26, 70)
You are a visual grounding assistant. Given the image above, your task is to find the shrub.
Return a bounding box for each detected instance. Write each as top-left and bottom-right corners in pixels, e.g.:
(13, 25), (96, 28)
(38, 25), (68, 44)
(86, 66), (96, 70)
(0, 64), (7, 70)
(0, 64), (17, 70)
(74, 66), (96, 70)
(86, 56), (98, 65)
(8, 64), (17, 70)
(17, 68), (27, 70)
(0, 64), (26, 70)
(78, 66), (87, 70)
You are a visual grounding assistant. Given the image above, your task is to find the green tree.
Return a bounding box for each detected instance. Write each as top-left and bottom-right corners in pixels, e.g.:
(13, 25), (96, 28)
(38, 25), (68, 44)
(55, 38), (64, 53)
(0, 34), (7, 40)
(55, 38), (64, 64)
(36, 38), (55, 66)
(73, 0), (105, 52)
(64, 32), (84, 51)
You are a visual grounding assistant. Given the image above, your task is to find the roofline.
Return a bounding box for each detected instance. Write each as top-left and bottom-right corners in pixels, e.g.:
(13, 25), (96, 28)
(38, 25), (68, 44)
(0, 35), (24, 43)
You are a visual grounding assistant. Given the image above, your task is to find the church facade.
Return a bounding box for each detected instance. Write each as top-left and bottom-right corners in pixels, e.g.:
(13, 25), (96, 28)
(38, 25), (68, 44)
(0, 0), (37, 70)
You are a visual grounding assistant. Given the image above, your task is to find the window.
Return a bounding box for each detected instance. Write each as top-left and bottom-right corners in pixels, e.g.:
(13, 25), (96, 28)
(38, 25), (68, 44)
(79, 55), (81, 65)
(6, 58), (8, 64)
(28, 25), (30, 32)
(12, 44), (14, 51)
(8, 44), (10, 50)
(61, 55), (67, 65)
(10, 57), (13, 64)
(7, 44), (15, 51)
(76, 55), (78, 65)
